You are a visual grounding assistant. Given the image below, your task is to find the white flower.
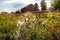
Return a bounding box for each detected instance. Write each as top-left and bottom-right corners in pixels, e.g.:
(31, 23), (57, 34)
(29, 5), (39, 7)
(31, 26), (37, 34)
(41, 20), (46, 24)
(33, 16), (36, 18)
(26, 18), (29, 21)
(17, 21), (24, 27)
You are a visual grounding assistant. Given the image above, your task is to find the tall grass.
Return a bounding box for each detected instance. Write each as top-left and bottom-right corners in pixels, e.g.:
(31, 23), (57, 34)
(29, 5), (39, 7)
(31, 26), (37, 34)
(0, 12), (60, 40)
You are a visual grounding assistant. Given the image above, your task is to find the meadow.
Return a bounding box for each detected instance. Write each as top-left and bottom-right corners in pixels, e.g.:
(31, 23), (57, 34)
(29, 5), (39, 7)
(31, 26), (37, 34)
(0, 12), (60, 40)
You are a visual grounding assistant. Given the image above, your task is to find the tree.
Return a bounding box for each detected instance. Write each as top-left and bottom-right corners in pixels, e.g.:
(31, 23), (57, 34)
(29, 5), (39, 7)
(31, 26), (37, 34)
(34, 3), (39, 11)
(52, 0), (60, 11)
(21, 4), (34, 12)
(41, 0), (47, 10)
(16, 10), (20, 13)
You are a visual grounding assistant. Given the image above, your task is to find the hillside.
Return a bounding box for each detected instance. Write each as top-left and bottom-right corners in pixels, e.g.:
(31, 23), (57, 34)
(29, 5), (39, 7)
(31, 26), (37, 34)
(0, 12), (60, 40)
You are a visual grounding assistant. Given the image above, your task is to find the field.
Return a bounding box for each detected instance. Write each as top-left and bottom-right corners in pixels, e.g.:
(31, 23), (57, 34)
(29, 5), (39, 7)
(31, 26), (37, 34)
(0, 12), (60, 40)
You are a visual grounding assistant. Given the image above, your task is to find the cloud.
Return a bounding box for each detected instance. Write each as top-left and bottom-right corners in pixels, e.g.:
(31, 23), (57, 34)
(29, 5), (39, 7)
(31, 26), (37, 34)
(0, 3), (24, 12)
(0, 0), (51, 12)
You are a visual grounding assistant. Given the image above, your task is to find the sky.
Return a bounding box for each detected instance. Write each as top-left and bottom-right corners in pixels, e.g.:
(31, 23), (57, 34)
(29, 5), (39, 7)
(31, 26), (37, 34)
(0, 0), (51, 13)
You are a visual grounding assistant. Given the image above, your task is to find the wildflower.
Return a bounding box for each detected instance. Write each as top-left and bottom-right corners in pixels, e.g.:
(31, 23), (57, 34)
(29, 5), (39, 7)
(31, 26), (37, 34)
(26, 18), (29, 21)
(41, 20), (46, 24)
(33, 16), (36, 18)
(17, 21), (24, 27)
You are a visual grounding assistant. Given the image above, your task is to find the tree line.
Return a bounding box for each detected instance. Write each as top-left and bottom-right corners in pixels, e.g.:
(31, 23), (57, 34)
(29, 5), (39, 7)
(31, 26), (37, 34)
(16, 0), (60, 13)
(16, 0), (47, 13)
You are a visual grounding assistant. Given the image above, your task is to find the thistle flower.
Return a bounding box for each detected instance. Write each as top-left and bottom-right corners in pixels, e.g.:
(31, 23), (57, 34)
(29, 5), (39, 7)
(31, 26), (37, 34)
(41, 20), (46, 24)
(17, 21), (24, 27)
(26, 18), (29, 21)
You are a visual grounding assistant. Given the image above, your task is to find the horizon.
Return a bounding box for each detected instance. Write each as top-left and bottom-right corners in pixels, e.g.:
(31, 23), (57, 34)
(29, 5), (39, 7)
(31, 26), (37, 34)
(0, 0), (51, 13)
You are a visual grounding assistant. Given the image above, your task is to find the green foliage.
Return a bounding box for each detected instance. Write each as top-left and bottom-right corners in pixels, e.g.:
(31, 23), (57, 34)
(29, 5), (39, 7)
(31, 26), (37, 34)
(0, 12), (60, 40)
(51, 0), (60, 10)
(41, 0), (47, 10)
